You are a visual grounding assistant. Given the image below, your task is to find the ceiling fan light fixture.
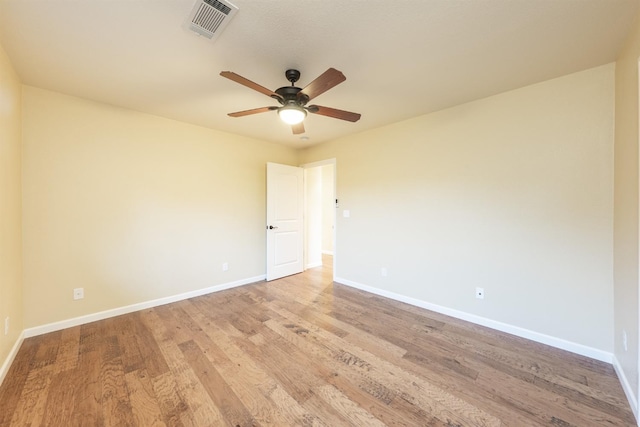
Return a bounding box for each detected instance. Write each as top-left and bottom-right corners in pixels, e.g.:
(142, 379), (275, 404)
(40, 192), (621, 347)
(278, 105), (306, 125)
(221, 68), (360, 134)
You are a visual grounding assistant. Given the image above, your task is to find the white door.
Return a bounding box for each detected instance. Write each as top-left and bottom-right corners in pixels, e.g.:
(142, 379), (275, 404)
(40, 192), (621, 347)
(266, 162), (304, 281)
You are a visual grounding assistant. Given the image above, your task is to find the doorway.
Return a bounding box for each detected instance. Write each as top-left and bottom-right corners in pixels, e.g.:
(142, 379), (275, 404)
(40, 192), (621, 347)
(303, 159), (336, 278)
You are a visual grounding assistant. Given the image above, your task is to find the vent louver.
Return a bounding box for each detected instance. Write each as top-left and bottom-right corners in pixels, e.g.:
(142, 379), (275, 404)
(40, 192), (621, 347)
(187, 0), (238, 40)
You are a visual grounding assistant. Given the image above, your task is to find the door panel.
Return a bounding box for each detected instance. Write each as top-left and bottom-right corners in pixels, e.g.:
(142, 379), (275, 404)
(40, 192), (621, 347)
(266, 163), (303, 281)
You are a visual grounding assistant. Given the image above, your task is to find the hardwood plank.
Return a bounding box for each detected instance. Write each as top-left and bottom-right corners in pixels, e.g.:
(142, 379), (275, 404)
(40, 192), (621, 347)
(101, 356), (136, 427)
(231, 325), (327, 405)
(39, 368), (80, 426)
(71, 348), (105, 426)
(25, 331), (62, 371)
(264, 316), (426, 426)
(181, 300), (317, 426)
(266, 303), (502, 426)
(178, 340), (257, 427)
(126, 312), (170, 378)
(140, 309), (228, 426)
(125, 368), (166, 426)
(263, 288), (409, 360)
(0, 339), (39, 427)
(150, 371), (189, 427)
(114, 314), (147, 373)
(7, 365), (54, 426)
(53, 326), (81, 374)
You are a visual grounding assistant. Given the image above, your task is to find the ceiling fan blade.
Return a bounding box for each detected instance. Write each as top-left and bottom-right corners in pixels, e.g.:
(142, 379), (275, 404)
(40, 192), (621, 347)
(308, 105), (361, 122)
(220, 71), (282, 100)
(299, 68), (346, 101)
(292, 122), (305, 134)
(228, 106), (277, 117)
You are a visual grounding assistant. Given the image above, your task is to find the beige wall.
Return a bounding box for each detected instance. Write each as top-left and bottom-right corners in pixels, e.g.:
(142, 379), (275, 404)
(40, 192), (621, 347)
(0, 45), (23, 367)
(21, 87), (297, 328)
(301, 64), (615, 352)
(614, 13), (640, 405)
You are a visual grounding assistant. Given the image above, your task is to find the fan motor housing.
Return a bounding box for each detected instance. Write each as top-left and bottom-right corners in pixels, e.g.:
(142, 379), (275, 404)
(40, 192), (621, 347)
(274, 86), (309, 106)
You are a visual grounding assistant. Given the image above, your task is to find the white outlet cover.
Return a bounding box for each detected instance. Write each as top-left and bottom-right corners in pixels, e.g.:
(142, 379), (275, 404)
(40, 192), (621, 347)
(343, 210), (350, 218)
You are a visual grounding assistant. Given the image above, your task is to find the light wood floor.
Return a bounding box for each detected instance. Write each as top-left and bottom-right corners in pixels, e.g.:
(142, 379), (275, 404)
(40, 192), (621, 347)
(0, 257), (635, 426)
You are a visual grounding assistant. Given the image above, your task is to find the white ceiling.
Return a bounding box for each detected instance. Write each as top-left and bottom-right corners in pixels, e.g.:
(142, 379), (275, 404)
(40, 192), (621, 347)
(0, 0), (637, 148)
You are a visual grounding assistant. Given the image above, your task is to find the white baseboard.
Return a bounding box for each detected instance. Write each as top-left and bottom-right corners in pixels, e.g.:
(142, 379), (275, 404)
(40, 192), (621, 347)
(0, 330), (25, 387)
(335, 276), (613, 363)
(24, 275), (265, 338)
(322, 250), (334, 256)
(613, 355), (640, 425)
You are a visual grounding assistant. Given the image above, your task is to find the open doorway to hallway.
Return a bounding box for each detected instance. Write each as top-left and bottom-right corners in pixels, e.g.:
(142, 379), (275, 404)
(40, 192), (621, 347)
(303, 160), (336, 278)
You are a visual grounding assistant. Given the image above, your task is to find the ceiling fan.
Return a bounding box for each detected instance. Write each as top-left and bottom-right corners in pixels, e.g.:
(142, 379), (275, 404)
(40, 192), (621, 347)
(220, 68), (361, 134)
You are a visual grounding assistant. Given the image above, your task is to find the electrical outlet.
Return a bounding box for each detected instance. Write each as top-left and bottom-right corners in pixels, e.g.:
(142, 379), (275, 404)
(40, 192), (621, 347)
(73, 288), (84, 300)
(4, 317), (8, 335)
(476, 287), (485, 299)
(623, 330), (628, 352)
(222, 262), (229, 272)
(381, 267), (388, 277)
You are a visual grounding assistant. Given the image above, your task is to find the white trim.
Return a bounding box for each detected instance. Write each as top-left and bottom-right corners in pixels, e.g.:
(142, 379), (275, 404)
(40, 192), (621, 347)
(305, 261), (323, 269)
(335, 276), (613, 363)
(24, 275), (265, 338)
(0, 331), (25, 387)
(300, 158), (336, 169)
(321, 250), (334, 256)
(614, 355), (640, 425)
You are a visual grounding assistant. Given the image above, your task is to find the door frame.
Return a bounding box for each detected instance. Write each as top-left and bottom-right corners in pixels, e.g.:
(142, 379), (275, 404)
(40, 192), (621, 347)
(301, 158), (337, 281)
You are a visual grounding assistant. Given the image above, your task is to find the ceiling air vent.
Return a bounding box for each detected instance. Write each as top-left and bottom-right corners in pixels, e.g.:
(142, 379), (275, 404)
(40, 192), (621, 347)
(187, 0), (238, 40)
